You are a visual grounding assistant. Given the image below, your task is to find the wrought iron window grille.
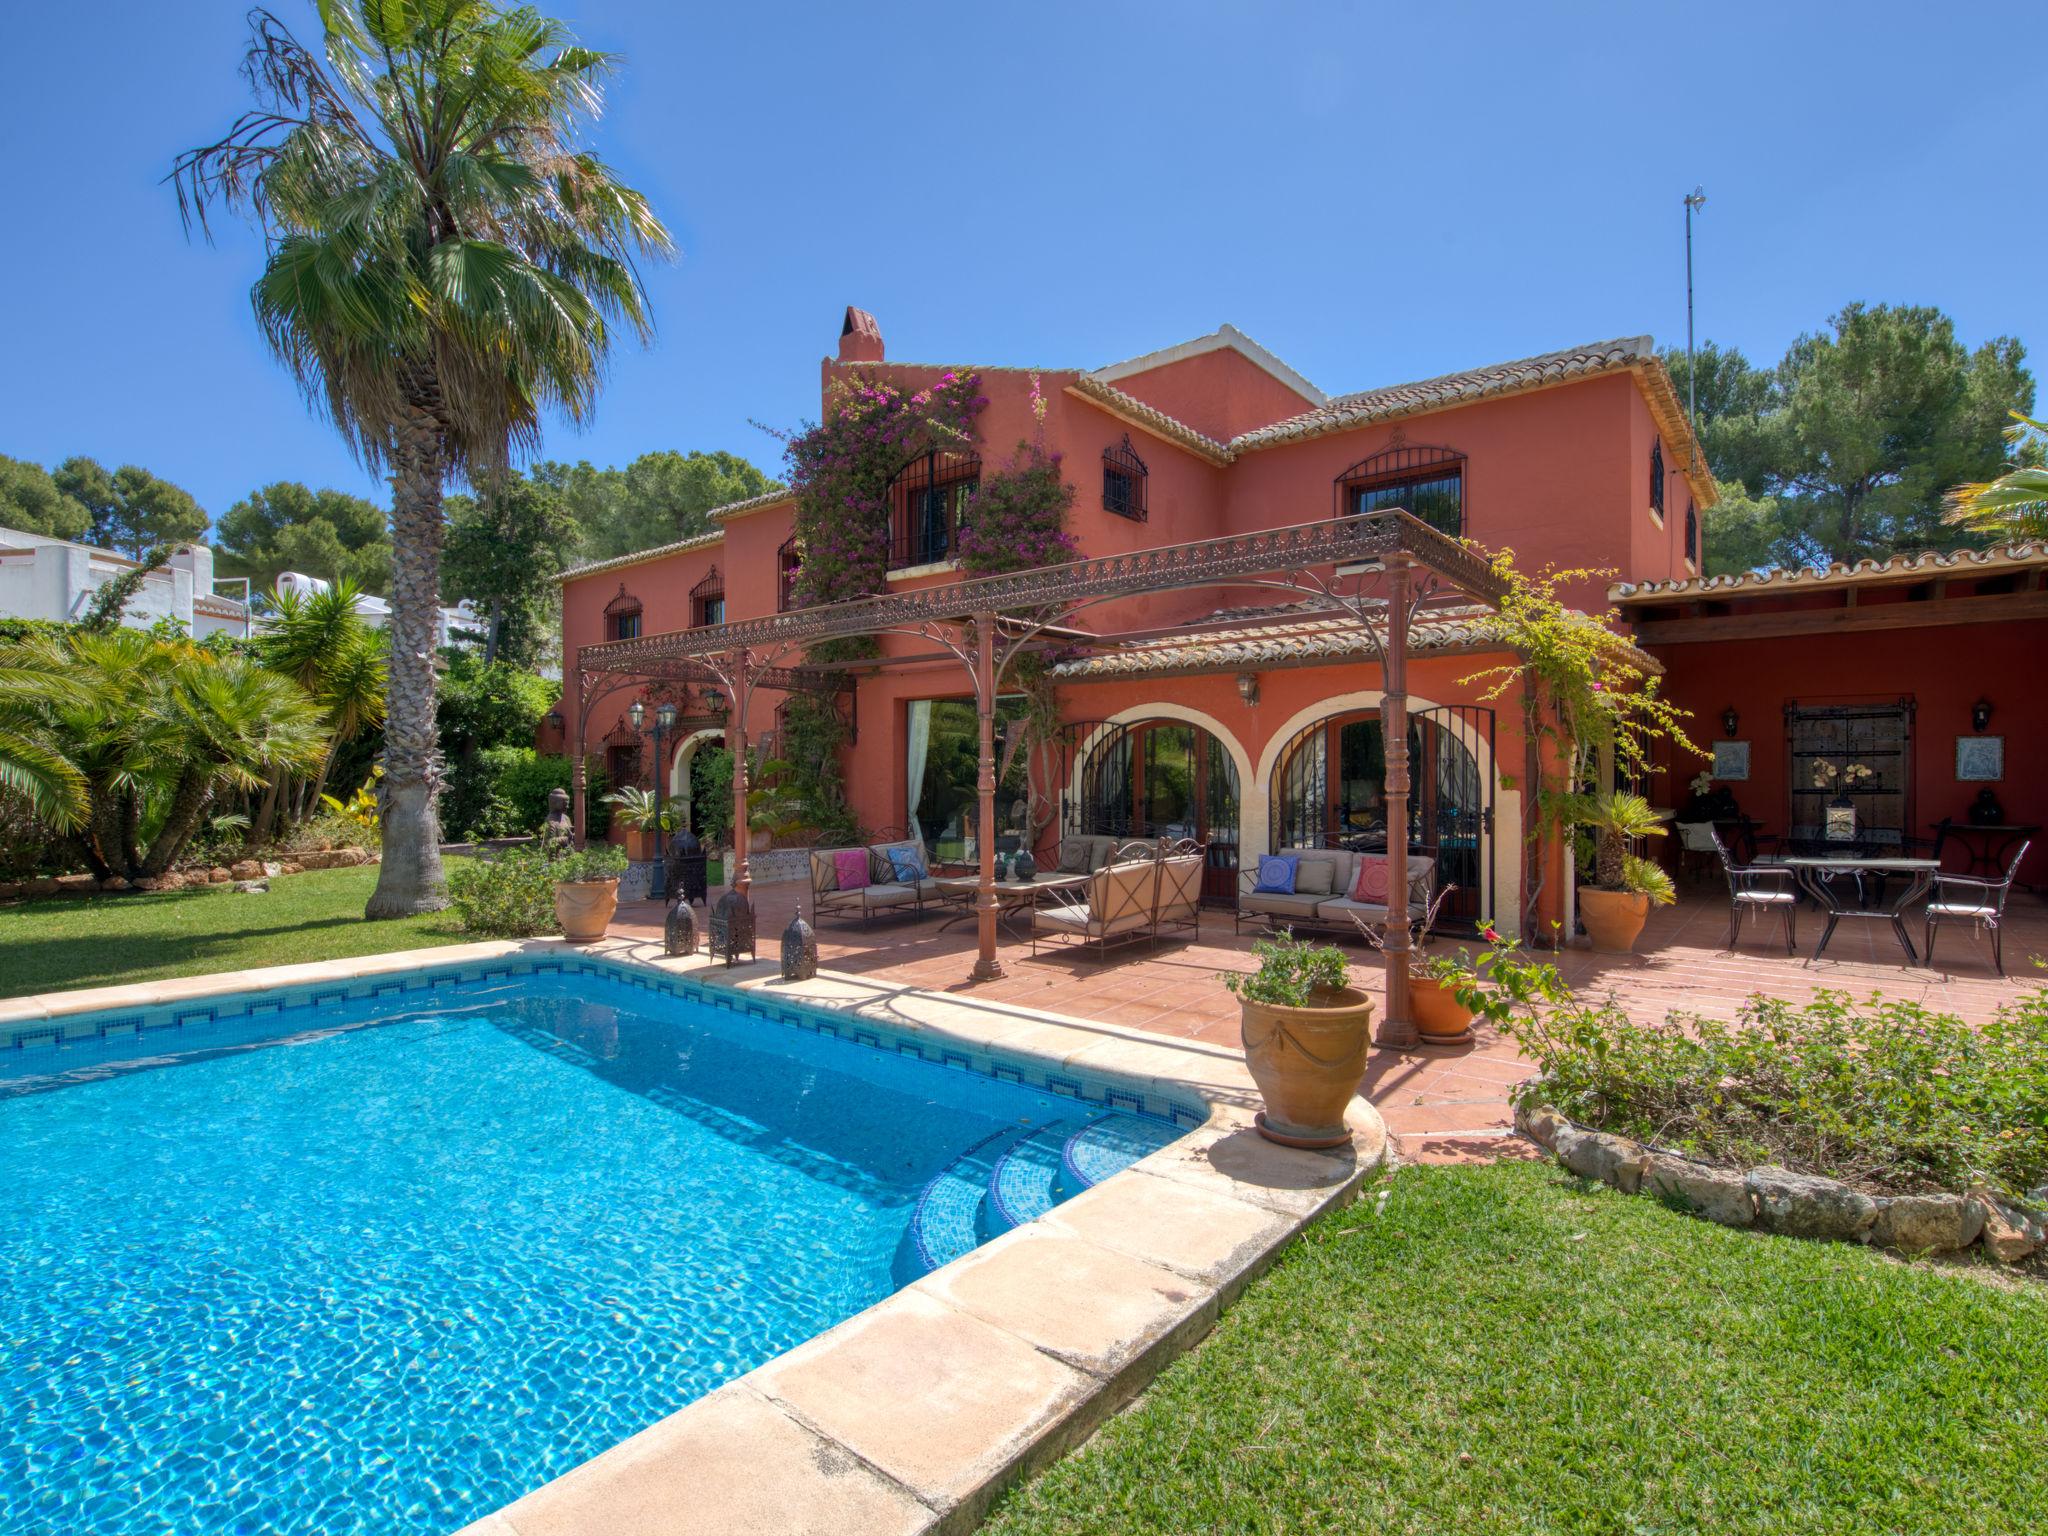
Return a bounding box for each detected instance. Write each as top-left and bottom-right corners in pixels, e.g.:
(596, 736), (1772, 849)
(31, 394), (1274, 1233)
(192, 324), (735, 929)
(886, 449), (981, 569)
(1102, 434), (1149, 521)
(1334, 445), (1466, 539)
(1650, 438), (1666, 517)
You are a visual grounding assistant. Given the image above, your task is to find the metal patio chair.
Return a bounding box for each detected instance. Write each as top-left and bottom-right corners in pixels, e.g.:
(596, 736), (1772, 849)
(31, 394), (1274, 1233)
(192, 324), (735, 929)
(1709, 823), (1797, 954)
(1924, 838), (2031, 977)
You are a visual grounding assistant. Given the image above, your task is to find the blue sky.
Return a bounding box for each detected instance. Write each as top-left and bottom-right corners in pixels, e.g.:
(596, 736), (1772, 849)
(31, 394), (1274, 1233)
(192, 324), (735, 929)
(4, 1), (2043, 522)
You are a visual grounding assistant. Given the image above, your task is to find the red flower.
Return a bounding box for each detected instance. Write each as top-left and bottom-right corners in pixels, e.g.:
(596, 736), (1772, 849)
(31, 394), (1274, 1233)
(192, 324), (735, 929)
(1482, 926), (1502, 943)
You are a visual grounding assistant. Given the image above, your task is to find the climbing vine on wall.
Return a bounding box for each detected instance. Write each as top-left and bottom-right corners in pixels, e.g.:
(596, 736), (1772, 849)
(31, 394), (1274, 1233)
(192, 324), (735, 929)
(755, 370), (986, 835)
(768, 370), (987, 615)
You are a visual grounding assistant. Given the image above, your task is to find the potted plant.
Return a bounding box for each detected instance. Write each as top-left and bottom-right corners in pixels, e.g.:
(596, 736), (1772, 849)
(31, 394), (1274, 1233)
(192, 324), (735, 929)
(1225, 930), (1375, 1149)
(550, 842), (629, 942)
(1571, 791), (1677, 953)
(1410, 924), (1507, 1045)
(600, 786), (674, 861)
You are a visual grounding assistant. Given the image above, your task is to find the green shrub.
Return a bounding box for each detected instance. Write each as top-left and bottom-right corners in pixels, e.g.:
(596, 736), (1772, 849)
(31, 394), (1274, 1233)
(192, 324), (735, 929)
(1493, 957), (2048, 1197)
(446, 747), (605, 841)
(447, 846), (559, 936)
(552, 842), (627, 883)
(1224, 929), (1350, 1008)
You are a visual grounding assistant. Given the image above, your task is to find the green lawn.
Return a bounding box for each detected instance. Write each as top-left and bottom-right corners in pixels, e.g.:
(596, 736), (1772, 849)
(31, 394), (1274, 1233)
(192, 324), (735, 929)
(986, 1160), (2048, 1536)
(0, 864), (475, 998)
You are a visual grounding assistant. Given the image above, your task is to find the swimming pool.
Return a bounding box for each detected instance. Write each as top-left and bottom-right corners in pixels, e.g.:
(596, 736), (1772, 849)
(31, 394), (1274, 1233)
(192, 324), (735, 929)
(0, 955), (1199, 1535)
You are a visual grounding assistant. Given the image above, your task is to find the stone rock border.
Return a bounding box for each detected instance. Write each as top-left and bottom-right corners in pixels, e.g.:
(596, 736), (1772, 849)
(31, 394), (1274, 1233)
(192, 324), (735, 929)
(0, 847), (375, 900)
(1515, 1103), (2046, 1265)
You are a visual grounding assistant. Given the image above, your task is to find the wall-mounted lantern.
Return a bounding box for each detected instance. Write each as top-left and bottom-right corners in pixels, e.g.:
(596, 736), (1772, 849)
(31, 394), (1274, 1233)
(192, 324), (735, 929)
(1721, 705), (1739, 737)
(1971, 698), (1994, 733)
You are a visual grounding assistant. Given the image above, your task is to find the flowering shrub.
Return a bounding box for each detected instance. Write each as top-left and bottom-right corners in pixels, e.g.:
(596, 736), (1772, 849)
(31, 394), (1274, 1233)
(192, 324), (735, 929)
(448, 845), (559, 936)
(771, 370), (987, 612)
(955, 439), (1078, 573)
(1463, 939), (2048, 1196)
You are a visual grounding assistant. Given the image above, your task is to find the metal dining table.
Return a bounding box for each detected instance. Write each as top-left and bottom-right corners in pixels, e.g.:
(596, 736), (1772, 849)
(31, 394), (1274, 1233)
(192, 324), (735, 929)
(1769, 855), (1941, 964)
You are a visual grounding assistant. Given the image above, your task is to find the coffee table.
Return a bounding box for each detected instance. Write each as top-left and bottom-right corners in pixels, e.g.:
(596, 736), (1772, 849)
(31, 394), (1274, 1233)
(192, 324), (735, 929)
(930, 871), (1090, 935)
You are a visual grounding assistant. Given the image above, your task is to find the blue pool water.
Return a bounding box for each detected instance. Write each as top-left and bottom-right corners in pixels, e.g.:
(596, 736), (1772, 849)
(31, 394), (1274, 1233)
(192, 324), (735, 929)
(0, 958), (1195, 1534)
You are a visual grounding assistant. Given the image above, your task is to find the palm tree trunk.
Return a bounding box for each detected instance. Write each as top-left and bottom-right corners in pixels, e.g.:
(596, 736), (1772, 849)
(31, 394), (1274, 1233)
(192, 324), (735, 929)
(253, 766), (285, 848)
(142, 773), (213, 877)
(365, 382), (451, 917)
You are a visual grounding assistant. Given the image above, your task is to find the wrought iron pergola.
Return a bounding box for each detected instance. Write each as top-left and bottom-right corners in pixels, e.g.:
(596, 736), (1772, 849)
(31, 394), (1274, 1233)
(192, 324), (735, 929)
(572, 511), (1507, 1045)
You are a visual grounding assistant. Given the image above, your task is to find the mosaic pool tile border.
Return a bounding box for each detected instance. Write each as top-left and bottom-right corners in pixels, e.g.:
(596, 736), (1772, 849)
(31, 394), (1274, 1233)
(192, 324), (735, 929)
(0, 953), (1208, 1129)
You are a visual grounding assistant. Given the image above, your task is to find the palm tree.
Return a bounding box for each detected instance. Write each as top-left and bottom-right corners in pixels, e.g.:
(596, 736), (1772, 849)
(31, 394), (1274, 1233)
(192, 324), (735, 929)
(0, 660), (88, 830)
(1571, 790), (1676, 903)
(1947, 413), (2048, 538)
(253, 580), (387, 840)
(142, 656), (329, 876)
(173, 2), (671, 916)
(3, 630), (326, 879)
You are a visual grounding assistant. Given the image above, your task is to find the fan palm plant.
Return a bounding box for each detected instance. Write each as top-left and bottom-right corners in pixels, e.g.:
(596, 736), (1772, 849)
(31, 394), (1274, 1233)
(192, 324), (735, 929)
(1947, 412), (2048, 538)
(0, 660), (88, 831)
(1570, 790), (1677, 903)
(173, 2), (671, 916)
(253, 580), (387, 839)
(2, 630), (327, 879)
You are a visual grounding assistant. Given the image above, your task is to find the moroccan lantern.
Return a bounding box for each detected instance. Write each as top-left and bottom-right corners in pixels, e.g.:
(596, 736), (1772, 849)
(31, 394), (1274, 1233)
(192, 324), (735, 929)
(708, 889), (756, 967)
(664, 892), (697, 957)
(781, 903), (819, 981)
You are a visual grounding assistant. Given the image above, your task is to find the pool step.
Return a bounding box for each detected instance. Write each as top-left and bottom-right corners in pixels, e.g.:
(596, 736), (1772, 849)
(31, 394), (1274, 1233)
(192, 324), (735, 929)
(1061, 1113), (1184, 1191)
(982, 1121), (1077, 1239)
(897, 1111), (1186, 1283)
(899, 1125), (1029, 1282)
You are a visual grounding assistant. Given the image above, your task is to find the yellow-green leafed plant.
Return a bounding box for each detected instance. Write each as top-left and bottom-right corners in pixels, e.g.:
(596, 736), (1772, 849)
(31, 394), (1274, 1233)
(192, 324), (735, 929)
(322, 770), (383, 834)
(1947, 412), (2048, 538)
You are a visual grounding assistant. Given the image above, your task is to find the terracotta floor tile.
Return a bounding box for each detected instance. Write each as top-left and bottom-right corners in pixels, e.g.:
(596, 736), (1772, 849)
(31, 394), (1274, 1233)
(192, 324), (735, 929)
(615, 883), (2046, 1171)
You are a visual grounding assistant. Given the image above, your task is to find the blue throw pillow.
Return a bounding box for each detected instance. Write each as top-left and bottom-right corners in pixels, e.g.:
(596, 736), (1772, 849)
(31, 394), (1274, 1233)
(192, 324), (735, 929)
(1252, 853), (1299, 895)
(886, 845), (926, 883)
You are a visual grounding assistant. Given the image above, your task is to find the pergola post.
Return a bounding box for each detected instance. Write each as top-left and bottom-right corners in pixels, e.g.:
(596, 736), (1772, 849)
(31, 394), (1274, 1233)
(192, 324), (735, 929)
(1376, 554), (1419, 1049)
(569, 669), (588, 847)
(971, 611), (1003, 981)
(726, 647), (752, 899)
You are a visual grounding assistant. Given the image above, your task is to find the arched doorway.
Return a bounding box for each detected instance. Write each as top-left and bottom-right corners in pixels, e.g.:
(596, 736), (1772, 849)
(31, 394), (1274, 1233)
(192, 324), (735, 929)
(1063, 718), (1241, 905)
(668, 728), (726, 834)
(1269, 705), (1494, 926)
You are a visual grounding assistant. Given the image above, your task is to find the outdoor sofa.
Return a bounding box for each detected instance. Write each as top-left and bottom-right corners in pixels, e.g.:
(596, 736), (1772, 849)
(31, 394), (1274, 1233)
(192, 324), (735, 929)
(809, 833), (951, 927)
(1234, 845), (1437, 939)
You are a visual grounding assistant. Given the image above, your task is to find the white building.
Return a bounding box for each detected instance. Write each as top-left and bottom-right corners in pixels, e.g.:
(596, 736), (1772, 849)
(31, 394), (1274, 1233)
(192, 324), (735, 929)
(0, 526), (251, 639)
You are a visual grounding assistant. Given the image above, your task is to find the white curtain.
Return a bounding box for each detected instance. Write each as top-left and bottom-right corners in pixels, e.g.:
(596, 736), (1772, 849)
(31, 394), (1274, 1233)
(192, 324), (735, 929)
(905, 699), (933, 848)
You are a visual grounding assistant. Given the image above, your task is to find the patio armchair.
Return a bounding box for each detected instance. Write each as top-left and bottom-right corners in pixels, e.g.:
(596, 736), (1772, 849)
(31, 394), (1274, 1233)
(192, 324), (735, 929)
(1031, 853), (1162, 956)
(1707, 824), (1796, 954)
(1151, 841), (1206, 942)
(1923, 838), (2031, 977)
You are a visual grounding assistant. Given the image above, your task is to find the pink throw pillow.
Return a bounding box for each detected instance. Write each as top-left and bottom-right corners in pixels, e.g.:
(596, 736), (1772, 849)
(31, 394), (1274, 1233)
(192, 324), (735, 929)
(1350, 855), (1391, 903)
(832, 849), (871, 891)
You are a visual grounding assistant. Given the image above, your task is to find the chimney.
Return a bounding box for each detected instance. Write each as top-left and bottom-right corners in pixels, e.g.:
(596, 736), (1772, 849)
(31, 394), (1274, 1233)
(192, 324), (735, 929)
(838, 306), (884, 364)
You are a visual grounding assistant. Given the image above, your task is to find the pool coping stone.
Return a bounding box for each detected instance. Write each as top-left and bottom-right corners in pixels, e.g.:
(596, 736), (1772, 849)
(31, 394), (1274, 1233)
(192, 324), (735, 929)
(8, 936), (1385, 1535)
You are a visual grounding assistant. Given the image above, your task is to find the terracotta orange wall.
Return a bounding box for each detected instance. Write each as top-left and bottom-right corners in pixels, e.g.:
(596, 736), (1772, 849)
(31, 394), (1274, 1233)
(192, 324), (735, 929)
(1219, 372), (1670, 611)
(1648, 618), (2048, 884)
(1104, 347), (1318, 442)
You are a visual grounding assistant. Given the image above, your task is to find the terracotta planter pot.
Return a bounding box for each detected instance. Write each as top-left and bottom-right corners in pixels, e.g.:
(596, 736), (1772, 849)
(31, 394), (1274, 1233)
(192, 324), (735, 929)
(554, 878), (619, 943)
(1578, 887), (1650, 954)
(1410, 974), (1476, 1045)
(1238, 985), (1374, 1149)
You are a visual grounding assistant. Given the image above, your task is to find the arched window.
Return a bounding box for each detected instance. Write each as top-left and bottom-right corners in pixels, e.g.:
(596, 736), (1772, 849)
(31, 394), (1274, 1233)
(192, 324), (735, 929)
(603, 583), (642, 642)
(1334, 445), (1464, 538)
(1102, 434), (1149, 521)
(690, 566), (725, 628)
(1650, 438), (1666, 517)
(886, 448), (981, 569)
(1684, 499), (1698, 565)
(777, 536), (802, 611)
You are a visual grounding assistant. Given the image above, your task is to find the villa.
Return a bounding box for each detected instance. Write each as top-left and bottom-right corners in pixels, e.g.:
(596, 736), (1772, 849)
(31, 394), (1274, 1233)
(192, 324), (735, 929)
(553, 309), (2046, 931)
(0, 525), (251, 638)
